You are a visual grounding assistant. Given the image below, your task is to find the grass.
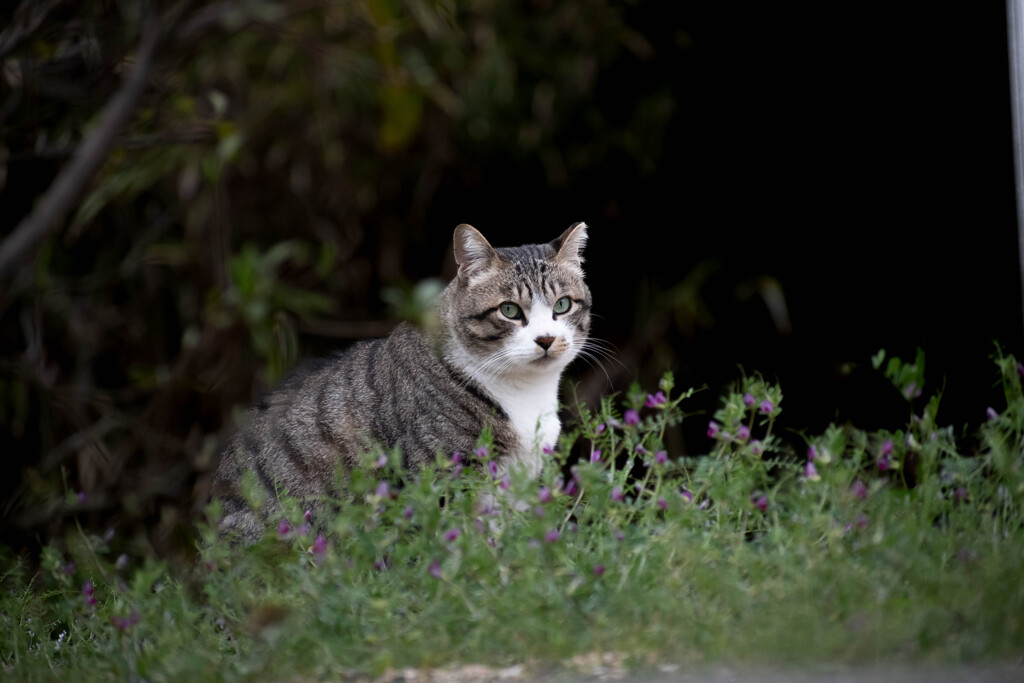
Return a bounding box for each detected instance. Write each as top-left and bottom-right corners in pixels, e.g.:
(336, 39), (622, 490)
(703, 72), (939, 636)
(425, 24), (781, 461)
(2, 350), (1023, 681)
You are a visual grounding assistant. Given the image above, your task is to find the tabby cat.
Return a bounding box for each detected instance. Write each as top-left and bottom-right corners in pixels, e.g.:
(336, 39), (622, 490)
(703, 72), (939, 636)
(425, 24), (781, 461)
(211, 222), (592, 540)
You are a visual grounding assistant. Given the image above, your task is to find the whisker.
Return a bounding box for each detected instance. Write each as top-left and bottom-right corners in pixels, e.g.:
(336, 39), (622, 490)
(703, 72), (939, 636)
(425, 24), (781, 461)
(457, 346), (521, 390)
(572, 349), (615, 389)
(577, 338), (629, 373)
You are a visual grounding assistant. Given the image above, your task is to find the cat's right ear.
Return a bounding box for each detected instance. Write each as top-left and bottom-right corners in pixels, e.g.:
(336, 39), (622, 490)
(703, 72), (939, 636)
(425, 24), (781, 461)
(551, 221), (588, 270)
(453, 224), (499, 284)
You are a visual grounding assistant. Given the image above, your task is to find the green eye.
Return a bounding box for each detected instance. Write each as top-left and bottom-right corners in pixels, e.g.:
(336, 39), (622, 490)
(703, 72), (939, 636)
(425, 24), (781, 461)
(499, 302), (521, 319)
(553, 297), (571, 314)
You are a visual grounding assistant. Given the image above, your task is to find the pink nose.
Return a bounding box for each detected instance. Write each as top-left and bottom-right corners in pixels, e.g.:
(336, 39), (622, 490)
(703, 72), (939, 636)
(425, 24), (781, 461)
(535, 336), (555, 350)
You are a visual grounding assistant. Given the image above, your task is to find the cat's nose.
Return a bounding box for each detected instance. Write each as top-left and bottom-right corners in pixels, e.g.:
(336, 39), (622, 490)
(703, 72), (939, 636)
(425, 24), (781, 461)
(535, 336), (555, 350)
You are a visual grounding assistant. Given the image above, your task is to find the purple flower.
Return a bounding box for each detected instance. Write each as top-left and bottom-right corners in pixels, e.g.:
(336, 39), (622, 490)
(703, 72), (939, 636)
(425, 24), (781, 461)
(298, 523), (311, 536)
(500, 475), (510, 490)
(850, 480), (868, 500)
(880, 439), (894, 457)
(375, 480), (391, 499)
(474, 446), (489, 459)
(277, 519), (291, 538)
(611, 486), (625, 502)
(403, 505), (414, 520)
(444, 528), (460, 544)
(986, 407), (999, 421)
(759, 400), (775, 415)
(595, 423), (606, 435)
(878, 455), (892, 472)
(63, 562), (75, 577)
(624, 409), (640, 426)
(645, 391), (667, 408)
(76, 491), (87, 505)
(82, 580), (95, 596)
(855, 513), (869, 529)
(614, 528), (625, 542)
(657, 497), (668, 510)
(475, 518), (485, 534)
(636, 444), (648, 455)
(542, 443), (555, 454)
(544, 529), (560, 543)
(538, 486), (552, 503)
(561, 477), (578, 496)
(312, 534), (328, 563)
(752, 495), (768, 512)
(955, 486), (968, 501)
(743, 393), (756, 407)
(110, 611), (140, 631)
(590, 449), (602, 464)
(374, 454), (388, 468)
(452, 451), (463, 465)
(488, 460), (499, 479)
(654, 450), (668, 465)
(957, 548), (978, 564)
(736, 425), (750, 441)
(680, 488), (693, 504)
(749, 440), (764, 456)
(593, 564), (606, 576)
(428, 559), (443, 579)
(707, 421), (720, 438)
(807, 445), (817, 461)
(304, 508), (312, 523)
(534, 506), (546, 518)
(804, 461), (820, 481)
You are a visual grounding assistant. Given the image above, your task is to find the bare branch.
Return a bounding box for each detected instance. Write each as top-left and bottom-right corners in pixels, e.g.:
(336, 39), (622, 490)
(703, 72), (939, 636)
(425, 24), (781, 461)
(0, 0), (67, 62)
(0, 20), (159, 281)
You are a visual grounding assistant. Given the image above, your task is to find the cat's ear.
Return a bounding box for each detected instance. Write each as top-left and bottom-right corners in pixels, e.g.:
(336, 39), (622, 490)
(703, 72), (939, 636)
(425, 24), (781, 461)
(551, 221), (588, 268)
(453, 224), (499, 283)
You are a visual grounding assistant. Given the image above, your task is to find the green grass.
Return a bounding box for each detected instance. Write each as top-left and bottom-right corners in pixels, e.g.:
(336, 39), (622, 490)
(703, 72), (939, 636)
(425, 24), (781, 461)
(3, 351), (1023, 681)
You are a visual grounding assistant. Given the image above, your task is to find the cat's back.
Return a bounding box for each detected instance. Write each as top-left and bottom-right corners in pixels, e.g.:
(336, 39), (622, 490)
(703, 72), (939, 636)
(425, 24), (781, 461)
(212, 322), (513, 520)
(326, 322), (515, 465)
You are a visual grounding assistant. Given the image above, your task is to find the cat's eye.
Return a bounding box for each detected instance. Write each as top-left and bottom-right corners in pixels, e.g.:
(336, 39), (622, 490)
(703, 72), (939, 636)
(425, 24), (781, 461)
(499, 302), (522, 319)
(553, 297), (571, 315)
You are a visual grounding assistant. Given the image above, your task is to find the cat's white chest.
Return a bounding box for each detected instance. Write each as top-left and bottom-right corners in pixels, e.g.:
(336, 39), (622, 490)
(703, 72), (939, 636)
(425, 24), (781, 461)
(488, 376), (561, 478)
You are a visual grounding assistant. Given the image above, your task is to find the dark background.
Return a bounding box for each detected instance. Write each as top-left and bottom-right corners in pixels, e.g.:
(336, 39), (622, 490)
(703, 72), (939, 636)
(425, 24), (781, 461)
(1, 0), (1020, 557)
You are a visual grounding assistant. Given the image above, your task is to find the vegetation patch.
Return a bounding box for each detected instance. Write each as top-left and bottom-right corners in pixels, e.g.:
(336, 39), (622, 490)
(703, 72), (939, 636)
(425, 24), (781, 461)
(3, 351), (1023, 681)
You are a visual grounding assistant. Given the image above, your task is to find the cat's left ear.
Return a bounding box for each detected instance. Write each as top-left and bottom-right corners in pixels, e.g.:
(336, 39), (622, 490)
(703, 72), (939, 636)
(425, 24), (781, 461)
(551, 221), (588, 268)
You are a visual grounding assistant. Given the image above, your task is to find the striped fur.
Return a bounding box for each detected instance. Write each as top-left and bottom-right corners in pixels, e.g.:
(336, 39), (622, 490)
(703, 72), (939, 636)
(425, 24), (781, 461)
(211, 223), (591, 541)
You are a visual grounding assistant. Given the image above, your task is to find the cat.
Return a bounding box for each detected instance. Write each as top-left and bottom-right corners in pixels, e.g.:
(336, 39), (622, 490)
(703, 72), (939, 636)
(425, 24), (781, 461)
(210, 222), (592, 541)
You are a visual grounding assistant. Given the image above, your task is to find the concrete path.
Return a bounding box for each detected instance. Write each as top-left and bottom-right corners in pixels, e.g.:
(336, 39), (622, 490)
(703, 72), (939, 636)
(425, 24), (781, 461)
(373, 660), (1023, 682)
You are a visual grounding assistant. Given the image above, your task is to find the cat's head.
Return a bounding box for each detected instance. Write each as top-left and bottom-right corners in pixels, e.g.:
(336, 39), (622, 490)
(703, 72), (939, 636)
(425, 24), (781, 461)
(443, 222), (592, 380)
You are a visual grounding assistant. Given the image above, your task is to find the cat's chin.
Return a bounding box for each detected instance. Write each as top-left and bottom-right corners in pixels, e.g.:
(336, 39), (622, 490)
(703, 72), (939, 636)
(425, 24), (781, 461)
(526, 352), (574, 373)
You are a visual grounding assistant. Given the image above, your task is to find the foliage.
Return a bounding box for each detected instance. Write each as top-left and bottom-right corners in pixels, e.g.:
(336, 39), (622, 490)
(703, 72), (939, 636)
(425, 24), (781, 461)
(3, 351), (1022, 680)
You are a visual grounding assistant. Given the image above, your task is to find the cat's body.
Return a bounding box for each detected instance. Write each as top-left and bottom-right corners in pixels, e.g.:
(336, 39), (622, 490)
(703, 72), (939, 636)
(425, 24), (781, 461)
(211, 223), (591, 541)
